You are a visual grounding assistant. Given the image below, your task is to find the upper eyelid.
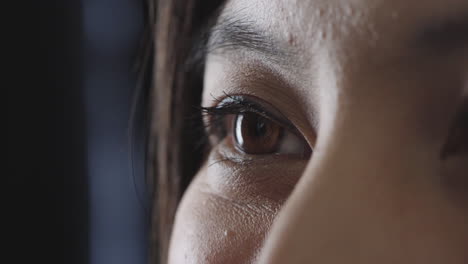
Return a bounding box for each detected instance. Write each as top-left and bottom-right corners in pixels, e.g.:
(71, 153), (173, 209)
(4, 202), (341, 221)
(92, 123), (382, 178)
(203, 94), (300, 135)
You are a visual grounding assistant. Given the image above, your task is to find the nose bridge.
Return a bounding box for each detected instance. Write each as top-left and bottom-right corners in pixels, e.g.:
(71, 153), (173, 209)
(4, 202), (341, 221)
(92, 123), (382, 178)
(258, 60), (436, 264)
(257, 126), (431, 264)
(258, 143), (406, 263)
(257, 73), (464, 263)
(258, 122), (468, 264)
(256, 3), (468, 264)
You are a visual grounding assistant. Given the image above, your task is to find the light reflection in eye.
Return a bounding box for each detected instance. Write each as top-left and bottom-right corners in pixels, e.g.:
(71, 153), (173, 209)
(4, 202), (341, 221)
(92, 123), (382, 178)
(233, 112), (284, 155)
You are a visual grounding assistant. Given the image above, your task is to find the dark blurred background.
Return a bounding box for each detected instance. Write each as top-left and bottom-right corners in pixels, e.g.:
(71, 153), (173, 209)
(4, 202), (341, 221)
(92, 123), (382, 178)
(10, 1), (150, 263)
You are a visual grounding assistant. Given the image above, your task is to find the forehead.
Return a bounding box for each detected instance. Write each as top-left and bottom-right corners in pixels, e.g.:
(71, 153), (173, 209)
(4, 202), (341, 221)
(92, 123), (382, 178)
(207, 0), (468, 94)
(205, 0), (468, 125)
(224, 0), (468, 28)
(220, 0), (468, 56)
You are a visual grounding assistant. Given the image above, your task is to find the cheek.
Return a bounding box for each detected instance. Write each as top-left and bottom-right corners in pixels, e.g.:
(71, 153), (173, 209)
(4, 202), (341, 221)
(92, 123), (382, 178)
(168, 176), (278, 264)
(168, 155), (305, 264)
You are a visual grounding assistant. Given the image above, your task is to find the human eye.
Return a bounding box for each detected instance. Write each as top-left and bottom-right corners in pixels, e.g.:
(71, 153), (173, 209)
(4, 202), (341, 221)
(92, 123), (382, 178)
(201, 94), (312, 160)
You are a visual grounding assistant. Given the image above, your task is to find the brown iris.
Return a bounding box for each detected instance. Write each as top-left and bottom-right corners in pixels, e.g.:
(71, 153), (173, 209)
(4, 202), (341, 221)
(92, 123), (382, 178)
(233, 113), (284, 154)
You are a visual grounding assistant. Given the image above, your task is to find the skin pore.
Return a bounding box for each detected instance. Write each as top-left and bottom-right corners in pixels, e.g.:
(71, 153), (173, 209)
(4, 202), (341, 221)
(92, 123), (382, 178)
(168, 0), (468, 263)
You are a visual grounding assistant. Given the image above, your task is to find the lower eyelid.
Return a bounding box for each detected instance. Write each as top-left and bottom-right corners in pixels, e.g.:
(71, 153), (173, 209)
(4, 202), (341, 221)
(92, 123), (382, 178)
(210, 137), (307, 168)
(204, 145), (307, 199)
(206, 142), (254, 167)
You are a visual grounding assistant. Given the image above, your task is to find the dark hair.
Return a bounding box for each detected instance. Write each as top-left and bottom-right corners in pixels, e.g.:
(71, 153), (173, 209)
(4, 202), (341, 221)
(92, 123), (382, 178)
(147, 0), (224, 262)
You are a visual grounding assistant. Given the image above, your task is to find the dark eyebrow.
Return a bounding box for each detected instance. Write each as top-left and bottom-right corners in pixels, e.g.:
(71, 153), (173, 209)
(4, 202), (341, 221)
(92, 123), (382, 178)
(203, 14), (290, 63)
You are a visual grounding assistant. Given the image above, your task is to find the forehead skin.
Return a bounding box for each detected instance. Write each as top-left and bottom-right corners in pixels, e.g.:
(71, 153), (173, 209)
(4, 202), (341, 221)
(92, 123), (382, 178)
(204, 0), (468, 142)
(170, 0), (468, 263)
(225, 0), (468, 49)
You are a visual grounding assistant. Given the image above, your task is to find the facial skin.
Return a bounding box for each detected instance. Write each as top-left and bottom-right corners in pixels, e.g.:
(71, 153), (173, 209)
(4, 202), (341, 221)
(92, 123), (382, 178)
(168, 0), (468, 263)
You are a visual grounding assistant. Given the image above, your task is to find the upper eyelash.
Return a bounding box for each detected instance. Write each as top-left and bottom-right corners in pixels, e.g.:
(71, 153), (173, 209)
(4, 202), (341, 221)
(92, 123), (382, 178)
(197, 94), (312, 162)
(200, 94), (294, 132)
(201, 95), (267, 117)
(199, 101), (265, 137)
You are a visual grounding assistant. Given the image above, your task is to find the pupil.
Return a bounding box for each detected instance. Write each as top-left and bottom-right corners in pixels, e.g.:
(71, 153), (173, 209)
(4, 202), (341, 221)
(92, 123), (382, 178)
(234, 113), (282, 155)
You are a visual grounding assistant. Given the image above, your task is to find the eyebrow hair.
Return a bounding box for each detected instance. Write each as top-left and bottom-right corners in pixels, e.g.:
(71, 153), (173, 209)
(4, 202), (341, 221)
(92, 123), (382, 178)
(192, 12), (290, 66)
(189, 10), (468, 70)
(208, 16), (282, 54)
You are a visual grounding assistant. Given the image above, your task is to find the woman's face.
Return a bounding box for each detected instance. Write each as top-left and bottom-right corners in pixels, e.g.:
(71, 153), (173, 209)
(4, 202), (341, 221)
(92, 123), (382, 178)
(169, 0), (468, 263)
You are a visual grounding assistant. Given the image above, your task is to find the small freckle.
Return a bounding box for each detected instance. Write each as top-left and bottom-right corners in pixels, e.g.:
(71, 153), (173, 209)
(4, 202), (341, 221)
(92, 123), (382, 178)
(344, 6), (354, 16)
(223, 230), (235, 237)
(319, 31), (326, 39)
(317, 8), (324, 17)
(288, 34), (296, 45)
